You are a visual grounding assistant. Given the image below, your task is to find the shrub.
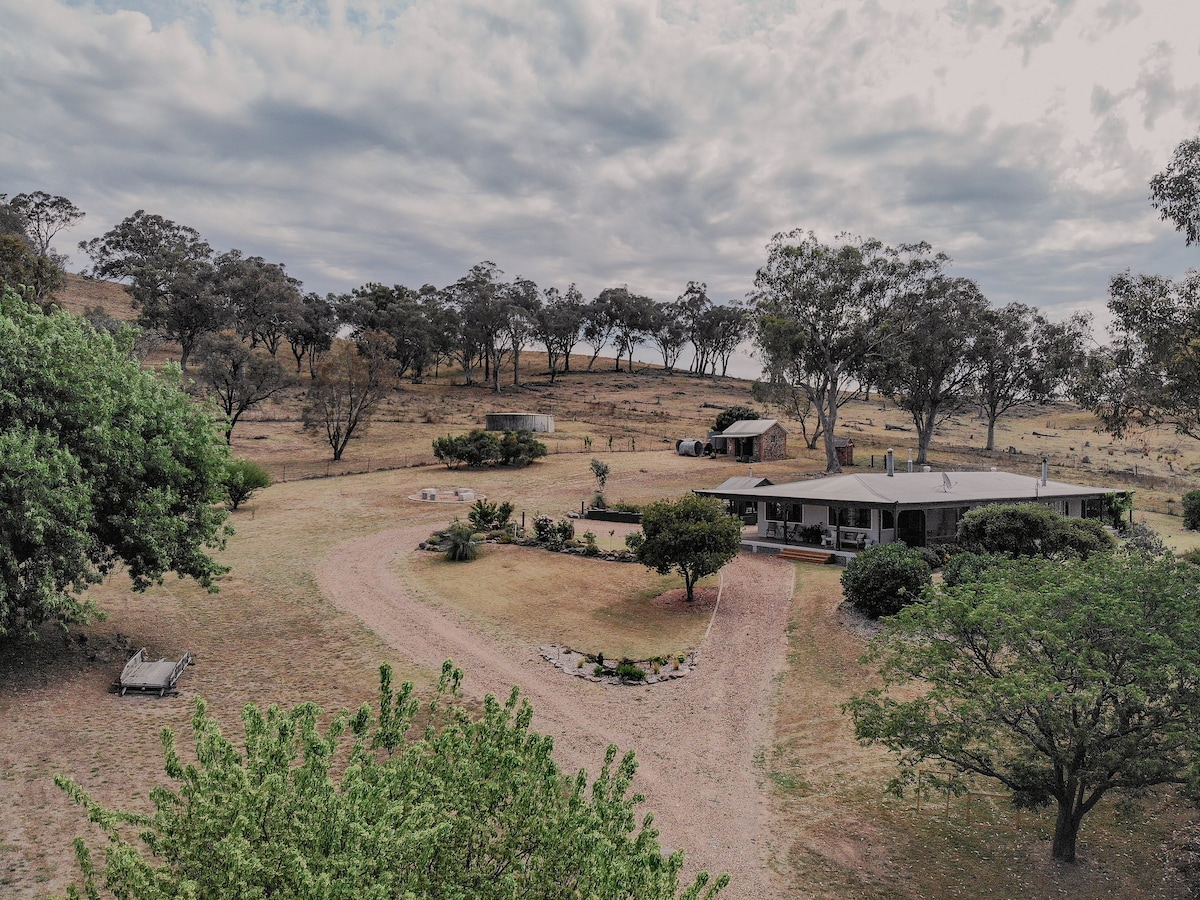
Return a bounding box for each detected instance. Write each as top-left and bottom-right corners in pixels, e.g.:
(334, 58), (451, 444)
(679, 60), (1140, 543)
(223, 457), (270, 511)
(443, 520), (479, 562)
(582, 531), (600, 557)
(616, 662), (646, 682)
(499, 429), (547, 467)
(591, 492), (607, 510)
(941, 551), (1007, 587)
(1184, 490), (1200, 530)
(713, 405), (759, 433)
(533, 515), (555, 542)
(840, 543), (932, 619)
(610, 501), (642, 514)
(624, 531), (645, 552)
(957, 503), (1115, 559)
(468, 499), (500, 531)
(1122, 520), (1172, 557)
(914, 545), (947, 570)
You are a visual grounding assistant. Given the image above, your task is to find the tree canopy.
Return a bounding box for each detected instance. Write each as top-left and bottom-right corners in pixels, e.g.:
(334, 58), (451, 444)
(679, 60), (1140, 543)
(751, 231), (924, 472)
(637, 495), (742, 602)
(846, 552), (1200, 862)
(1150, 132), (1200, 246)
(0, 289), (230, 638)
(55, 662), (728, 900)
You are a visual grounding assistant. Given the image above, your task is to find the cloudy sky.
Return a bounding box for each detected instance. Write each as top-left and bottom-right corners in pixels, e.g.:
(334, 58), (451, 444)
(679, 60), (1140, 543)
(3, 0), (1199, 370)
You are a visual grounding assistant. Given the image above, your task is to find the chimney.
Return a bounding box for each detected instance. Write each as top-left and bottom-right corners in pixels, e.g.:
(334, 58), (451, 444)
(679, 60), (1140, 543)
(885, 449), (894, 477)
(1041, 456), (1049, 486)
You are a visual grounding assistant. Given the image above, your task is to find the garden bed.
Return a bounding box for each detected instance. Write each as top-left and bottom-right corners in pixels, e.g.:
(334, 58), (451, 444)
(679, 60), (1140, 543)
(584, 509), (642, 524)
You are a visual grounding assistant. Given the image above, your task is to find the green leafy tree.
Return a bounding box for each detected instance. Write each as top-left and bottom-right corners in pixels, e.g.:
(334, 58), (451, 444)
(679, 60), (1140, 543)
(194, 332), (287, 443)
(54, 662), (728, 899)
(1184, 489), (1200, 531)
(222, 457), (270, 511)
(498, 429), (547, 466)
(637, 495), (742, 602)
(1073, 270), (1200, 440)
(957, 503), (1115, 559)
(846, 553), (1200, 862)
(1150, 131), (1200, 246)
(750, 231), (926, 473)
(973, 303), (1090, 451)
(0, 289), (230, 638)
(876, 275), (988, 464)
(0, 191), (82, 306)
(80, 210), (224, 369)
(840, 543), (931, 619)
(712, 405), (759, 434)
(590, 457), (611, 507)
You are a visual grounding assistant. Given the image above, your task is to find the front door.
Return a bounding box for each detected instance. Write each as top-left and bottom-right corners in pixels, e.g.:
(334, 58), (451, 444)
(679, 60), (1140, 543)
(897, 509), (925, 547)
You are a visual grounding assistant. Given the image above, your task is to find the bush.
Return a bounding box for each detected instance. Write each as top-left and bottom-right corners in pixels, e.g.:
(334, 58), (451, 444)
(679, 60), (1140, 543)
(223, 457), (270, 511)
(914, 545), (947, 570)
(1184, 490), (1200, 531)
(499, 429), (547, 467)
(582, 531), (600, 557)
(957, 503), (1115, 559)
(615, 662), (646, 682)
(433, 430), (544, 468)
(1122, 520), (1172, 557)
(443, 520), (479, 562)
(532, 515), (555, 542)
(941, 551), (1007, 587)
(624, 531), (645, 552)
(840, 543), (932, 619)
(713, 405), (760, 433)
(591, 492), (607, 510)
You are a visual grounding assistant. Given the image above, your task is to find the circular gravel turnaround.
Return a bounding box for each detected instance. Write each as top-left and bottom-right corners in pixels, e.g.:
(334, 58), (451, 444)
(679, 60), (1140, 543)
(316, 527), (795, 899)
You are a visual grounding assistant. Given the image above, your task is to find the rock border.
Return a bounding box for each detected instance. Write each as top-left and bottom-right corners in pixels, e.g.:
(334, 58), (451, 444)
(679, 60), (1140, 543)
(539, 644), (698, 685)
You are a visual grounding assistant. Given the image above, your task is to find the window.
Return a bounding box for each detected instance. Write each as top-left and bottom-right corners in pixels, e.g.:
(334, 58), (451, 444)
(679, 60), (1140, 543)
(830, 506), (870, 528)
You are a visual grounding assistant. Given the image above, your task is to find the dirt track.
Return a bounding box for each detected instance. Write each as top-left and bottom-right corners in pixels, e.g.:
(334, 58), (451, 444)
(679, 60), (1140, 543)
(316, 526), (795, 900)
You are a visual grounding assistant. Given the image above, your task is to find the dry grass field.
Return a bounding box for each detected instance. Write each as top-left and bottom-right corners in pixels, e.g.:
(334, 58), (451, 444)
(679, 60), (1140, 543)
(3, 278), (1200, 897)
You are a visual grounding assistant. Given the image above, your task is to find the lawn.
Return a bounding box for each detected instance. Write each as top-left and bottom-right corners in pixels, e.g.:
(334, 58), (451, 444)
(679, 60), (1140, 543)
(403, 544), (712, 660)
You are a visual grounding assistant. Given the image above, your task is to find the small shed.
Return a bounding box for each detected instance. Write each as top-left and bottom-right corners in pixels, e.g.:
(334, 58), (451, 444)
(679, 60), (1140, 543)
(714, 419), (788, 463)
(835, 438), (854, 467)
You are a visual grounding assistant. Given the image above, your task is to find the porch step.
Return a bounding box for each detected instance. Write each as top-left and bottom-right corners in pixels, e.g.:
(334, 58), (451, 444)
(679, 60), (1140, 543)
(776, 547), (834, 564)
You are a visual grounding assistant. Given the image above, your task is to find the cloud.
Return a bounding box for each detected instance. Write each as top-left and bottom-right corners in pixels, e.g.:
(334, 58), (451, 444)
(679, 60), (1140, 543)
(1, 0), (1198, 343)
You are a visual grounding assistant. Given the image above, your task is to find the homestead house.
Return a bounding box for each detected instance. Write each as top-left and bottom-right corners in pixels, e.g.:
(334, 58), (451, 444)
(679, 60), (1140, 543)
(696, 456), (1121, 553)
(712, 419), (788, 462)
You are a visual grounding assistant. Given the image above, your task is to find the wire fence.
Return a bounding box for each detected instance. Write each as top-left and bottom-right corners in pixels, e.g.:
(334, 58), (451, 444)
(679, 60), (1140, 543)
(897, 771), (1051, 832)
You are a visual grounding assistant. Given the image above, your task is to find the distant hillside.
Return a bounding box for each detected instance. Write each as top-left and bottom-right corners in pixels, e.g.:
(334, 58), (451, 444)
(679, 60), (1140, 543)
(54, 274), (136, 321)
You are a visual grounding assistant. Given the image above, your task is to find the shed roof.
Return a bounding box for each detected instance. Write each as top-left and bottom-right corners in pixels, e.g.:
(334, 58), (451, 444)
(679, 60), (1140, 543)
(718, 418), (783, 438)
(696, 469), (1116, 508)
(712, 475), (774, 491)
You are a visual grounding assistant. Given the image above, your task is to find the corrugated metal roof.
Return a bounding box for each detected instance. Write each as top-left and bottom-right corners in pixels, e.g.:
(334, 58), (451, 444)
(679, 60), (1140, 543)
(697, 469), (1115, 506)
(718, 418), (781, 437)
(713, 475), (774, 491)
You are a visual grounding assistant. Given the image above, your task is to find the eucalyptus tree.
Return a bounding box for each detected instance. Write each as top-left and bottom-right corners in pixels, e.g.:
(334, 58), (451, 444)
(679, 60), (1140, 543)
(974, 303), (1089, 451)
(499, 275), (540, 386)
(876, 274), (989, 464)
(303, 334), (397, 461)
(677, 281), (714, 374)
(609, 289), (655, 372)
(80, 210), (224, 369)
(1074, 270), (1200, 440)
(215, 250), (303, 356)
(1150, 130), (1200, 245)
(339, 282), (436, 381)
(286, 291), (337, 376)
(536, 283), (587, 380)
(583, 289), (621, 369)
(751, 230), (911, 473)
(194, 332), (288, 443)
(647, 300), (688, 372)
(3, 191), (83, 305)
